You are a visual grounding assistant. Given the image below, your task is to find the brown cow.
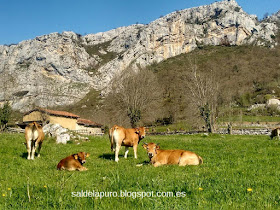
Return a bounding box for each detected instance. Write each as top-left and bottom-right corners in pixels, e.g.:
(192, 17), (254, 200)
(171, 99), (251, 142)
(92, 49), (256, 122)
(142, 143), (203, 167)
(109, 125), (146, 162)
(25, 122), (45, 160)
(57, 152), (90, 171)
(271, 127), (280, 139)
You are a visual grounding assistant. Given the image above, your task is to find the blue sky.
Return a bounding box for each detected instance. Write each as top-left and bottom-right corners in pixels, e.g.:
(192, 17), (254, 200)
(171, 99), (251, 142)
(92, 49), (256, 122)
(1, 0), (279, 45)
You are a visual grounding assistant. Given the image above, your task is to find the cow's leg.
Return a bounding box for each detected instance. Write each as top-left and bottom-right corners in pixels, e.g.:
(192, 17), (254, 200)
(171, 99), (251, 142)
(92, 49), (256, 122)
(110, 134), (115, 151)
(77, 166), (88, 171)
(31, 140), (37, 160)
(37, 141), (43, 157)
(115, 144), (121, 162)
(124, 146), (129, 159)
(26, 139), (32, 160)
(153, 162), (161, 167)
(112, 142), (116, 152)
(133, 145), (138, 159)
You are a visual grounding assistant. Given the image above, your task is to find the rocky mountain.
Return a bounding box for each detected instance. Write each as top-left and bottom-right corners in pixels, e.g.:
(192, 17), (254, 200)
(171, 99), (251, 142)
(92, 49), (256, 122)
(267, 10), (280, 24)
(0, 0), (279, 111)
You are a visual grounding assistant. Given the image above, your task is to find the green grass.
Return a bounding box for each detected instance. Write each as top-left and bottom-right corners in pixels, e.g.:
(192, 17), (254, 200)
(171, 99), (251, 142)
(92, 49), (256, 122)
(1, 133), (280, 209)
(57, 89), (101, 120)
(83, 41), (118, 69)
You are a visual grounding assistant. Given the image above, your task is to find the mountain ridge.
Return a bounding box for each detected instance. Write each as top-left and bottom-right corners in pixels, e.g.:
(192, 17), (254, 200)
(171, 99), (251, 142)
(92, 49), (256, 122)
(0, 0), (279, 111)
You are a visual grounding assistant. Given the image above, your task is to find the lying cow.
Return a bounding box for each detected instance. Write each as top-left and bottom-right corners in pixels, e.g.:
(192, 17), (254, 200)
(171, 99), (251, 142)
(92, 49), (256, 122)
(143, 143), (203, 167)
(57, 152), (90, 171)
(25, 122), (45, 160)
(109, 125), (146, 162)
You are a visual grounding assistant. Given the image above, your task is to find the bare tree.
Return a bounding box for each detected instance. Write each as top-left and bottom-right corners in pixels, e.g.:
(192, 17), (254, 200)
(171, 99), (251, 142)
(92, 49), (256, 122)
(185, 61), (219, 133)
(104, 68), (162, 127)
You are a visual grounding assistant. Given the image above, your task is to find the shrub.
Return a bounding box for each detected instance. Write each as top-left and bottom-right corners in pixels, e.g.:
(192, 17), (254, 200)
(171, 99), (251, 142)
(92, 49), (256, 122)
(0, 102), (12, 131)
(234, 7), (241, 12)
(267, 104), (280, 116)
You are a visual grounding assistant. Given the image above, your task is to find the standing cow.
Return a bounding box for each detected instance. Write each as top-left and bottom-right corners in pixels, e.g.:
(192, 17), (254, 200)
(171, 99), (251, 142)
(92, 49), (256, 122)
(25, 122), (45, 160)
(109, 125), (146, 162)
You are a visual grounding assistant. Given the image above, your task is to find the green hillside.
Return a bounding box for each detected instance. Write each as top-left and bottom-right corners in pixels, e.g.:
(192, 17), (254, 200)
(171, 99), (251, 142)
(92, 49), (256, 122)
(52, 36), (280, 130)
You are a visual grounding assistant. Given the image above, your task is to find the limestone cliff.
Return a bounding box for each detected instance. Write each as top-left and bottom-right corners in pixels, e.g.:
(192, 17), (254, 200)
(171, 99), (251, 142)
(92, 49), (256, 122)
(0, 0), (279, 111)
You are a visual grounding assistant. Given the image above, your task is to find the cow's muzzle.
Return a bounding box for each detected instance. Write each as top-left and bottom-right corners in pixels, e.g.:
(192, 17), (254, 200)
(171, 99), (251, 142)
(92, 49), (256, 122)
(148, 153), (154, 158)
(81, 160), (86, 164)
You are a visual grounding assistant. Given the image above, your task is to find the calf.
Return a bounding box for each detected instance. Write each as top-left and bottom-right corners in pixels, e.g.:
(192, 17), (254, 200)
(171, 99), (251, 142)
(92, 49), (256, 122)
(109, 125), (146, 162)
(143, 143), (203, 167)
(57, 152), (90, 171)
(271, 127), (280, 139)
(25, 122), (45, 160)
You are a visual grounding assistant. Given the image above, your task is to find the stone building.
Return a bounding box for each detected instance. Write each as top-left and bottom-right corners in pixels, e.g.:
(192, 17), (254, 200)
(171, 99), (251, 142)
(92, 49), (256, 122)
(76, 118), (103, 135)
(23, 108), (103, 134)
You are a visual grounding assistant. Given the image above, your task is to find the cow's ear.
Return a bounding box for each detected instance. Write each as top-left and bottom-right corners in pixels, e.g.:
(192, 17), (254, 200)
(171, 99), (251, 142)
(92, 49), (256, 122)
(135, 128), (140, 134)
(142, 143), (148, 149)
(74, 154), (78, 160)
(156, 144), (160, 149)
(86, 153), (90, 157)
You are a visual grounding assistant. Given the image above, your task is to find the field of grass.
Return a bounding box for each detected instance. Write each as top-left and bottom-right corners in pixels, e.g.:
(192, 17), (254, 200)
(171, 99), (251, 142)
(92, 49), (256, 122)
(1, 133), (280, 209)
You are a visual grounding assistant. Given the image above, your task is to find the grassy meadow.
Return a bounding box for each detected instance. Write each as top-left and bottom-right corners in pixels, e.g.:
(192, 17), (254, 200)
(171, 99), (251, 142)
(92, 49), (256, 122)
(0, 133), (280, 209)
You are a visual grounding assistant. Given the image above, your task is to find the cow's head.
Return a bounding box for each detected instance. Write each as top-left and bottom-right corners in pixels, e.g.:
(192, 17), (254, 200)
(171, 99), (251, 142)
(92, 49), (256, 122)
(135, 127), (146, 140)
(74, 152), (90, 165)
(142, 142), (160, 159)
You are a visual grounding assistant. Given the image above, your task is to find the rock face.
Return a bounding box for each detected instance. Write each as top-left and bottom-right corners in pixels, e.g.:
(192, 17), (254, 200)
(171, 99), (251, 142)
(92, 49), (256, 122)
(43, 123), (71, 144)
(268, 10), (280, 23)
(0, 32), (97, 111)
(0, 0), (279, 111)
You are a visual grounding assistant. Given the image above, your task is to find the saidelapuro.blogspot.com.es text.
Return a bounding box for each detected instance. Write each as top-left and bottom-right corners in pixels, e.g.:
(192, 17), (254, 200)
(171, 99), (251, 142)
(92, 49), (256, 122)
(71, 190), (187, 199)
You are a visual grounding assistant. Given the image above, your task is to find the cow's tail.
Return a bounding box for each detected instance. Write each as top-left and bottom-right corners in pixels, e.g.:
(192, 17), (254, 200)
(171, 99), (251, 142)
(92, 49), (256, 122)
(29, 122), (36, 133)
(33, 121), (44, 141)
(110, 125), (118, 151)
(33, 121), (40, 130)
(110, 128), (114, 151)
(198, 156), (203, 165)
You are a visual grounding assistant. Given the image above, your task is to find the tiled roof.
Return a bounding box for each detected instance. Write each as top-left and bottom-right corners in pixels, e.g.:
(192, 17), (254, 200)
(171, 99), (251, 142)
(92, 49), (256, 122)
(24, 108), (80, 118)
(77, 118), (102, 127)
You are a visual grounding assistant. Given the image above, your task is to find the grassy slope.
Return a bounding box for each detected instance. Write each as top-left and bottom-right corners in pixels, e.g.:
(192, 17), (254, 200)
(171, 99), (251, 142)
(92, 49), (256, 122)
(150, 44), (280, 98)
(1, 133), (280, 209)
(55, 89), (102, 120)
